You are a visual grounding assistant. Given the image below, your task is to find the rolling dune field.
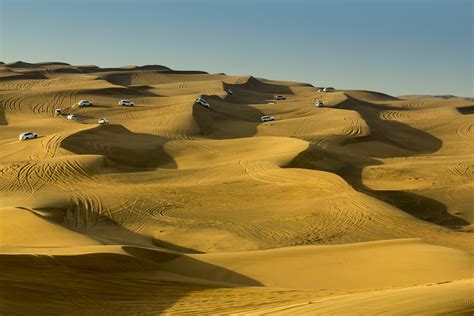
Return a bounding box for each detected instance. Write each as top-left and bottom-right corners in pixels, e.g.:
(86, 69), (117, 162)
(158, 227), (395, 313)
(0, 61), (472, 314)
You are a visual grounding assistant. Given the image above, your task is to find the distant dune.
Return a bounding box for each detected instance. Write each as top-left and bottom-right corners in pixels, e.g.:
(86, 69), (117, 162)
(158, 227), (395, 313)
(0, 61), (472, 314)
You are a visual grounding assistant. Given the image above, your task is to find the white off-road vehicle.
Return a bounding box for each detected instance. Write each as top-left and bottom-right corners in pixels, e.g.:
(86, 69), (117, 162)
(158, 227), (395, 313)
(316, 100), (324, 107)
(19, 132), (38, 140)
(274, 95), (286, 100)
(98, 117), (109, 125)
(67, 114), (77, 120)
(78, 100), (93, 107)
(260, 115), (275, 122)
(119, 99), (134, 106)
(195, 97), (210, 108)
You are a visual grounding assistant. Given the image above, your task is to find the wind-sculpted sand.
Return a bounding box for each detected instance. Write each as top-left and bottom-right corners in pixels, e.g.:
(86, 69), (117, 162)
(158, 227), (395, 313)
(0, 61), (472, 314)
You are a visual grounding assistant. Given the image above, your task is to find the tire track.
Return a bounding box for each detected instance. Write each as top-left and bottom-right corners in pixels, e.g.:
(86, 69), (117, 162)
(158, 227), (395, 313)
(120, 107), (139, 120)
(446, 162), (474, 178)
(39, 133), (67, 159)
(152, 102), (195, 140)
(2, 93), (25, 113)
(342, 116), (365, 137)
(456, 124), (474, 137)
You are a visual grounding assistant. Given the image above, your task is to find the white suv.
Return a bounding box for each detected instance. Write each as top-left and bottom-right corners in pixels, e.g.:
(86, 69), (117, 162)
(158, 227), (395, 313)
(315, 100), (324, 107)
(98, 118), (109, 125)
(260, 115), (275, 122)
(274, 95), (286, 100)
(67, 114), (77, 120)
(78, 100), (93, 107)
(19, 132), (38, 140)
(195, 97), (210, 108)
(119, 99), (134, 106)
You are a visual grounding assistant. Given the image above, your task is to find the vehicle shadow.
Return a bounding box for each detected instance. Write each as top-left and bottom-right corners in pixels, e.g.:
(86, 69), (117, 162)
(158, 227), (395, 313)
(287, 95), (470, 228)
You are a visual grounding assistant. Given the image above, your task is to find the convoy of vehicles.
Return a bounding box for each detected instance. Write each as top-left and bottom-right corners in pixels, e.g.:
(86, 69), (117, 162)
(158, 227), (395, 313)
(38, 87), (331, 141)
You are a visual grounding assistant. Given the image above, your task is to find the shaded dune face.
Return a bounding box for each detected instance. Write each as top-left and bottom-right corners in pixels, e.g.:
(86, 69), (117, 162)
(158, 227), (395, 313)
(61, 124), (176, 169)
(192, 95), (264, 138)
(287, 96), (465, 227)
(0, 102), (7, 126)
(457, 105), (474, 115)
(0, 62), (473, 314)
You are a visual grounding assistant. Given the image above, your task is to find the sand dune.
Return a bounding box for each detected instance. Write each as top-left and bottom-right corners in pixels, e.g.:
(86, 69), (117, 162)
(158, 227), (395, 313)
(162, 238), (473, 289)
(0, 61), (472, 314)
(252, 279), (474, 315)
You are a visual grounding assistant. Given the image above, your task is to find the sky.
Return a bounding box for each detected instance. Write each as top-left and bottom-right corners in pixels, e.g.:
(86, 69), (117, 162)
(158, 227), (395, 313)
(0, 0), (472, 96)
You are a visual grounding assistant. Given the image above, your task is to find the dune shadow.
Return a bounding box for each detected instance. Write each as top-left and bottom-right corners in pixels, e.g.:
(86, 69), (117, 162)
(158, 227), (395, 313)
(228, 76), (294, 95)
(32, 205), (204, 254)
(98, 69), (207, 86)
(0, 248), (262, 314)
(222, 77), (294, 105)
(192, 96), (265, 139)
(84, 85), (160, 97)
(0, 70), (48, 82)
(337, 97), (442, 152)
(60, 124), (177, 169)
(372, 191), (470, 227)
(192, 78), (296, 139)
(288, 96), (469, 228)
(153, 239), (204, 254)
(0, 206), (262, 314)
(456, 105), (474, 115)
(0, 102), (8, 126)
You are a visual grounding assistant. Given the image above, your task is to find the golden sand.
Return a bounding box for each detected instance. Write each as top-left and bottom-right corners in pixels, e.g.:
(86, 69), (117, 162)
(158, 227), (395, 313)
(0, 62), (472, 314)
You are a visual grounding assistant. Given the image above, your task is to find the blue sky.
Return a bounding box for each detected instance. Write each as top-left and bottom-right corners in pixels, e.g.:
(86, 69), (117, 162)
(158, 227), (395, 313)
(0, 0), (472, 96)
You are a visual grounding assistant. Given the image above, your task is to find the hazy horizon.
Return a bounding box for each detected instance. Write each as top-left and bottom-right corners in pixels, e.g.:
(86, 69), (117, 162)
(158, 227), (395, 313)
(0, 0), (472, 96)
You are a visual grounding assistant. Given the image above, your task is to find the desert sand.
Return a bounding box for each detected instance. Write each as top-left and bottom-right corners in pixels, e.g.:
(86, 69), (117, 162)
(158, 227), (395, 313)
(0, 61), (472, 314)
